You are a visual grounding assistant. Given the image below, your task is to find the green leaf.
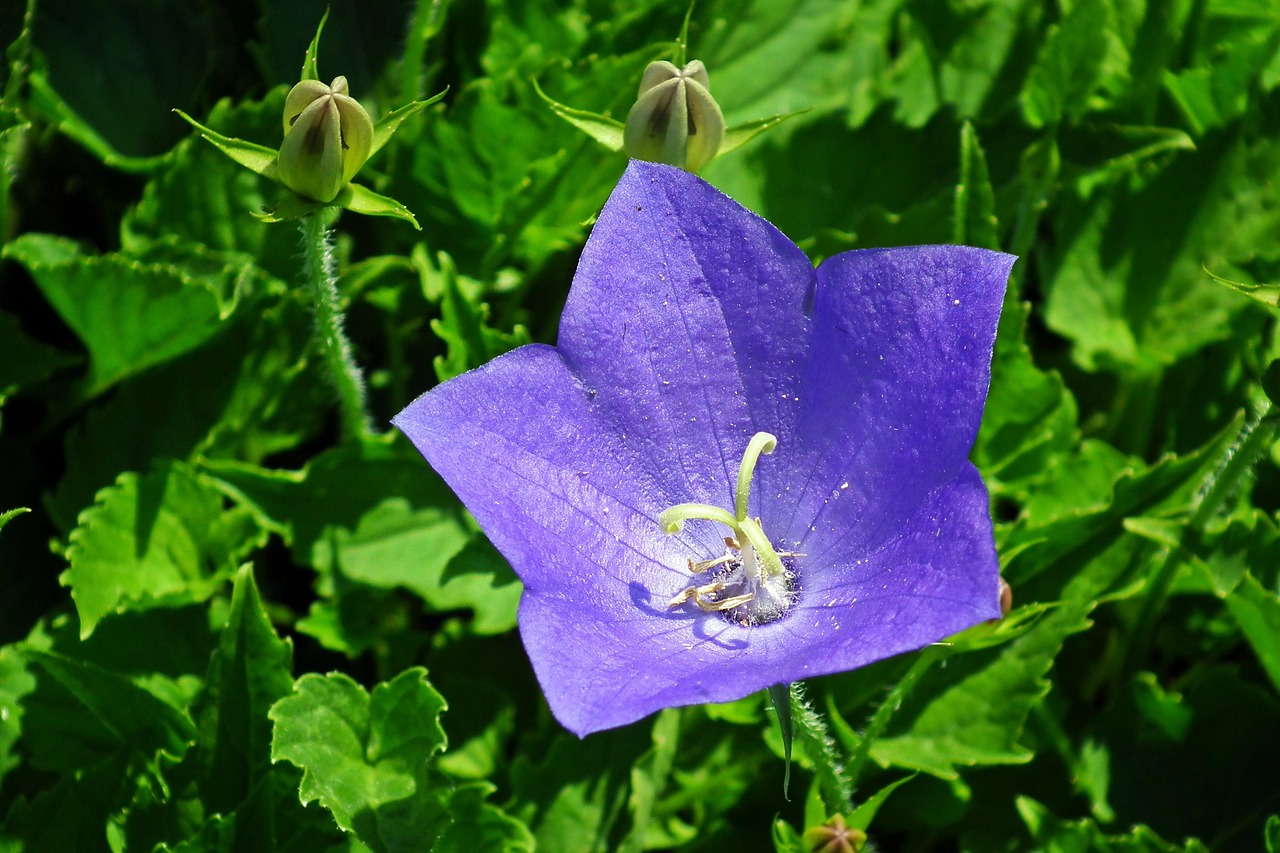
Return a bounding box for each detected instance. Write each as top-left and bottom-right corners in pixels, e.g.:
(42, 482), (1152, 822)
(202, 437), (515, 638)
(3, 234), (238, 397)
(973, 299), (1079, 500)
(1161, 2), (1280, 135)
(173, 109), (280, 178)
(1020, 0), (1110, 128)
(1224, 571), (1280, 694)
(509, 724), (653, 853)
(1266, 814), (1280, 853)
(429, 251), (531, 383)
(48, 294), (324, 532)
(869, 603), (1093, 779)
(129, 91), (302, 279)
(0, 755), (135, 852)
(1041, 130), (1280, 373)
(24, 1), (218, 171)
(0, 644), (35, 783)
(0, 311), (76, 395)
(63, 461), (262, 638)
(1071, 125), (1197, 200)
(269, 668), (453, 852)
(432, 783), (535, 853)
(619, 709), (681, 853)
(1017, 796), (1209, 851)
(20, 647), (196, 775)
(196, 566), (295, 814)
(953, 121), (999, 249)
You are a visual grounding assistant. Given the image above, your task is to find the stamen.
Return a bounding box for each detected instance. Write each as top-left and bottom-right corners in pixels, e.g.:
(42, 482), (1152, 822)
(735, 432), (777, 521)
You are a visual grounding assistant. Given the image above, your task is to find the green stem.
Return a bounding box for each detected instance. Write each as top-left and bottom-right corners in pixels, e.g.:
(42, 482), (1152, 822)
(845, 646), (945, 786)
(302, 212), (371, 440)
(789, 683), (853, 812)
(1123, 402), (1277, 676)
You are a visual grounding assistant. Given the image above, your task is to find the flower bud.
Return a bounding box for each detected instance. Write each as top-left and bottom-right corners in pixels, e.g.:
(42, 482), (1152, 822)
(277, 76), (374, 203)
(623, 60), (725, 172)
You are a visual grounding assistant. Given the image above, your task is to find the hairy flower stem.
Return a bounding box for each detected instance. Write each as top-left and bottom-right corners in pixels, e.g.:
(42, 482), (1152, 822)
(1123, 402), (1278, 677)
(302, 212), (371, 439)
(789, 683), (853, 812)
(844, 646), (946, 786)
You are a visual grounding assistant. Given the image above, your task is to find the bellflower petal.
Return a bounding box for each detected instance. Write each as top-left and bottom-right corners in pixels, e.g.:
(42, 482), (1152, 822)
(394, 161), (1013, 736)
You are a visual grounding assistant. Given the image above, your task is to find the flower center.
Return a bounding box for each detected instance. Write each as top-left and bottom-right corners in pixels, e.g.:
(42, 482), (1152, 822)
(659, 432), (800, 626)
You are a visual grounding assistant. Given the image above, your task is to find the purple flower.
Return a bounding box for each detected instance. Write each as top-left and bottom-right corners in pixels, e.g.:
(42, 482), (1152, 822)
(394, 161), (1013, 737)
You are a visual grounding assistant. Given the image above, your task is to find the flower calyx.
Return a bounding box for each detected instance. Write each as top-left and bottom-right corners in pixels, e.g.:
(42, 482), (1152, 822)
(660, 432), (801, 626)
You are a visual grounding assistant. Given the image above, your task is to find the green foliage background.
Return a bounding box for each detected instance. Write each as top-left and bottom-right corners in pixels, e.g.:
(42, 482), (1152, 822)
(1, 0), (1279, 850)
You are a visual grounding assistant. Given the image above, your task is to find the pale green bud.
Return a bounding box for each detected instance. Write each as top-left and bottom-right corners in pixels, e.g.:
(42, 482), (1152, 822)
(277, 76), (374, 203)
(623, 60), (725, 172)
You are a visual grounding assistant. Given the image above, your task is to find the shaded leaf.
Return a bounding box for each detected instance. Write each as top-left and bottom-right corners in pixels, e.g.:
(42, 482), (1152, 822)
(63, 461), (262, 638)
(196, 566), (295, 814)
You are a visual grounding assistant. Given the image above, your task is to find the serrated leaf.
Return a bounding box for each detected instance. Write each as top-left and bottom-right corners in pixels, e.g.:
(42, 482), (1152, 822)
(1017, 795), (1209, 851)
(974, 299), (1079, 501)
(197, 566), (295, 814)
(430, 251), (531, 383)
(124, 92), (297, 277)
(64, 461), (261, 638)
(3, 234), (238, 397)
(0, 645), (35, 782)
(870, 603), (1093, 779)
(1020, 0), (1110, 128)
(49, 295), (323, 533)
(432, 783), (535, 853)
(620, 709), (681, 853)
(0, 311), (76, 395)
(269, 669), (452, 853)
(0, 754), (134, 852)
(21, 647), (196, 775)
(1224, 572), (1280, 694)
(509, 724), (653, 853)
(201, 437), (514, 637)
